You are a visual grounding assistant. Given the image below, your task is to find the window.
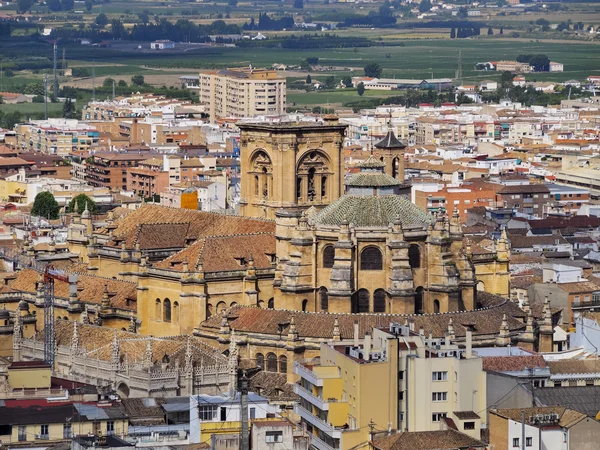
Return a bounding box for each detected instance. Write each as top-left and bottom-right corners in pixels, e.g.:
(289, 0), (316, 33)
(321, 176), (327, 198)
(319, 287), (329, 311)
(163, 298), (171, 323)
(279, 355), (287, 373)
(266, 431), (283, 443)
(354, 289), (370, 313)
(526, 437), (532, 447)
(266, 353), (278, 372)
(250, 407), (256, 420)
(40, 424), (49, 439)
(62, 423), (72, 439)
(268, 298), (274, 309)
(575, 296), (581, 302)
(432, 392), (447, 402)
(399, 391), (404, 401)
(322, 245), (335, 269)
(464, 421), (475, 430)
(374, 289), (386, 313)
(432, 371), (447, 381)
(198, 405), (218, 421)
(432, 413), (447, 422)
(155, 299), (161, 320)
(256, 353), (264, 370)
(220, 407), (227, 421)
(409, 245), (421, 269)
(302, 299), (308, 311)
(18, 426), (26, 441)
(513, 438), (520, 447)
(107, 421), (115, 435)
(360, 247), (383, 271)
(173, 301), (179, 324)
(398, 371), (404, 380)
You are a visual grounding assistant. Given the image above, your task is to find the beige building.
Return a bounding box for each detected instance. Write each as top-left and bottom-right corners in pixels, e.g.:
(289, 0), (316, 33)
(15, 119), (99, 155)
(199, 68), (286, 122)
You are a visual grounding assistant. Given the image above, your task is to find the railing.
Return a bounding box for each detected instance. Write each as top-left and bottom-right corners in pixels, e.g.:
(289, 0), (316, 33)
(572, 299), (600, 309)
(294, 404), (342, 439)
(294, 362), (323, 387)
(294, 384), (330, 411)
(310, 433), (337, 450)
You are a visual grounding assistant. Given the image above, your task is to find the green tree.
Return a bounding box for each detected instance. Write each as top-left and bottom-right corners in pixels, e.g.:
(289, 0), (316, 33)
(499, 27), (503, 35)
(33, 95), (45, 103)
(63, 98), (77, 119)
(17, 0), (34, 13)
(137, 12), (150, 24)
(457, 6), (468, 18)
(535, 18), (549, 26)
(487, 27), (493, 35)
(103, 77), (115, 88)
(228, 0), (237, 6)
(450, 27), (456, 38)
(557, 21), (570, 32)
(305, 74), (312, 84)
(117, 80), (127, 87)
(4, 70), (14, 78)
(324, 76), (335, 89)
(529, 54), (550, 72)
(500, 71), (513, 88)
(24, 83), (45, 96)
(418, 0), (431, 13)
(364, 62), (382, 78)
(357, 82), (365, 96)
(85, 0), (93, 11)
(67, 194), (97, 214)
(131, 75), (145, 86)
(47, 0), (62, 11)
(95, 13), (109, 28)
(341, 75), (352, 88)
(293, 0), (303, 8)
(31, 192), (60, 220)
(61, 0), (74, 11)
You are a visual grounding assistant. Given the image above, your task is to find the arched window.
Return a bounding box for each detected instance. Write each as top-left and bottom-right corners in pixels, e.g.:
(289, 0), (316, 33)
(321, 176), (327, 198)
(173, 301), (179, 324)
(319, 287), (329, 311)
(296, 177), (302, 201)
(409, 245), (421, 269)
(207, 303), (213, 318)
(268, 298), (274, 309)
(477, 281), (485, 292)
(415, 287), (424, 314)
(256, 353), (264, 370)
(254, 175), (259, 197)
(433, 299), (440, 314)
(155, 299), (161, 321)
(392, 157), (399, 179)
(262, 166), (268, 199)
(360, 247), (383, 271)
(323, 245), (335, 269)
(374, 289), (386, 313)
(216, 301), (227, 314)
(163, 299), (171, 323)
(230, 302), (238, 307)
(302, 299), (308, 312)
(266, 353), (278, 372)
(353, 289), (370, 313)
(279, 355), (287, 374)
(307, 168), (316, 201)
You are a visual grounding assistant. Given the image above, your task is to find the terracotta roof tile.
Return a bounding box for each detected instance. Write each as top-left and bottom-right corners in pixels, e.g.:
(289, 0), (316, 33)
(492, 406), (587, 429)
(548, 359), (600, 375)
(482, 355), (547, 372)
(372, 429), (486, 450)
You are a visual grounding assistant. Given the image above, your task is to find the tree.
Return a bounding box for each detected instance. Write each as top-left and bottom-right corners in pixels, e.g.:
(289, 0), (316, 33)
(557, 21), (570, 32)
(364, 62), (382, 78)
(85, 0), (93, 11)
(487, 27), (493, 35)
(529, 54), (550, 72)
(95, 13), (109, 28)
(535, 18), (549, 26)
(63, 98), (77, 119)
(103, 78), (115, 88)
(418, 0), (431, 13)
(357, 82), (365, 96)
(131, 75), (145, 86)
(450, 27), (456, 38)
(117, 80), (127, 87)
(500, 71), (513, 88)
(499, 27), (503, 35)
(47, 0), (62, 11)
(61, 0), (74, 11)
(341, 75), (352, 88)
(305, 74), (312, 84)
(293, 0), (303, 8)
(457, 6), (468, 19)
(137, 12), (150, 24)
(324, 76), (335, 89)
(31, 192), (60, 220)
(228, 0), (237, 6)
(67, 194), (97, 214)
(17, 0), (34, 13)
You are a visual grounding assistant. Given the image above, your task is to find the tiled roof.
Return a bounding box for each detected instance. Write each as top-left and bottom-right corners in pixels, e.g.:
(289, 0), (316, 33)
(535, 386), (600, 417)
(103, 205), (274, 250)
(121, 398), (165, 425)
(199, 292), (525, 340)
(346, 172), (401, 187)
(453, 411), (480, 420)
(556, 281), (600, 294)
(510, 275), (542, 290)
(498, 184), (550, 194)
(492, 406), (587, 429)
(375, 130), (406, 150)
(372, 429), (486, 450)
(509, 235), (568, 248)
(482, 355), (547, 372)
(180, 158), (204, 168)
(357, 155), (386, 169)
(313, 195), (433, 228)
(249, 371), (297, 402)
(154, 233), (275, 273)
(4, 268), (137, 311)
(548, 359), (600, 375)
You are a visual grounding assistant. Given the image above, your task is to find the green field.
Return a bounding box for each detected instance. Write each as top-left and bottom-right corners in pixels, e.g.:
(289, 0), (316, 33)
(0, 102), (64, 118)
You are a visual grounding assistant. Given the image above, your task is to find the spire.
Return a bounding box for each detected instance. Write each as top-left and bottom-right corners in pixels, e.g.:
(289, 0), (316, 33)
(128, 314), (136, 333)
(111, 329), (119, 367)
(80, 304), (90, 324)
(184, 335), (193, 374)
(333, 317), (341, 341)
(220, 308), (230, 335)
(144, 338), (153, 368)
(287, 315), (298, 341)
(496, 313), (511, 347)
(102, 284), (110, 308)
(71, 321), (79, 350)
(13, 310), (23, 350)
(446, 318), (455, 341)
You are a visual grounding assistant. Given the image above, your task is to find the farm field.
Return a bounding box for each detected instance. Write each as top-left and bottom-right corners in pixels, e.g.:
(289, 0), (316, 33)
(0, 102), (64, 117)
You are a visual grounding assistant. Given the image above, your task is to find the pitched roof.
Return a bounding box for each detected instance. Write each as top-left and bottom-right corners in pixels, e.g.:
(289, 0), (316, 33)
(482, 355), (547, 372)
(556, 281), (600, 294)
(499, 184), (550, 194)
(535, 386), (600, 417)
(358, 155), (386, 169)
(510, 275), (543, 290)
(345, 172), (401, 187)
(491, 406), (587, 429)
(199, 292), (525, 340)
(372, 429), (486, 450)
(180, 157), (204, 168)
(509, 235), (568, 248)
(374, 130), (406, 150)
(548, 359), (600, 375)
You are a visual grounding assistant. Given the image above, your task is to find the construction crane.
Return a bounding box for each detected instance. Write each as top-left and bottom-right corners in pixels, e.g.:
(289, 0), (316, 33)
(43, 266), (77, 367)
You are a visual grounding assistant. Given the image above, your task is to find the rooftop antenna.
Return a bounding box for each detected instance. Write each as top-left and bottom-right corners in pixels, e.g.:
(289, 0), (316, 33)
(53, 42), (58, 97)
(456, 50), (463, 86)
(92, 60), (96, 101)
(43, 74), (48, 120)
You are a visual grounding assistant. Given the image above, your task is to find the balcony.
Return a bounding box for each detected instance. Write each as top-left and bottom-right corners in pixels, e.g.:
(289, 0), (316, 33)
(310, 433), (337, 450)
(294, 384), (329, 411)
(572, 299), (600, 309)
(294, 362), (323, 387)
(294, 404), (341, 439)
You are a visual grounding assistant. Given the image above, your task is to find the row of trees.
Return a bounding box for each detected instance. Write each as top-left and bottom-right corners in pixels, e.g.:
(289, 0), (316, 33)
(517, 54), (551, 72)
(450, 27), (481, 38)
(242, 13), (294, 31)
(32, 193), (97, 220)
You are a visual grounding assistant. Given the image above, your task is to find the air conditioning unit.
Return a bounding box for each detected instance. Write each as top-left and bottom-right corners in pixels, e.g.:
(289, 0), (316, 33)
(35, 434), (41, 440)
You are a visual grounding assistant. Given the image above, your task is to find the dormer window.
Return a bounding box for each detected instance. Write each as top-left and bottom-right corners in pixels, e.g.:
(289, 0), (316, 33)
(235, 257), (246, 266)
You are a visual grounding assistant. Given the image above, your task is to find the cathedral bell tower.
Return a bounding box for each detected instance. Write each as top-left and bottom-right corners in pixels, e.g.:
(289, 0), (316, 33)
(238, 118), (347, 220)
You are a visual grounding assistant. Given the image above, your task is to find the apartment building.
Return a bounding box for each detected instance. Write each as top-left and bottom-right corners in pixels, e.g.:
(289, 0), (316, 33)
(85, 152), (148, 191)
(496, 184), (551, 218)
(126, 157), (170, 199)
(293, 323), (487, 450)
(546, 183), (590, 216)
(15, 119), (99, 155)
(198, 68), (286, 122)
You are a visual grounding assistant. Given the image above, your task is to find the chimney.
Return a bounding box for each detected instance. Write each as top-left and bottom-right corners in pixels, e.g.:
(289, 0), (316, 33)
(464, 323), (474, 358)
(364, 332), (371, 361)
(354, 321), (359, 347)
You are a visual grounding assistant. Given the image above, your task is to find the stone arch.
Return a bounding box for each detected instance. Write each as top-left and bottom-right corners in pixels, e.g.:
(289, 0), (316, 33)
(302, 299), (308, 312)
(319, 287), (329, 312)
(433, 299), (440, 314)
(415, 287), (424, 314)
(409, 244), (421, 269)
(268, 298), (274, 309)
(296, 150), (332, 203)
(266, 353), (278, 372)
(163, 298), (171, 323)
(116, 383), (130, 398)
(374, 289), (386, 313)
(216, 301), (227, 314)
(256, 353), (264, 370)
(477, 280), (485, 291)
(249, 149), (273, 201)
(155, 299), (161, 321)
(207, 303), (213, 318)
(279, 355), (287, 373)
(230, 302), (238, 307)
(392, 157), (400, 179)
(173, 301), (180, 324)
(360, 246), (383, 271)
(322, 245), (335, 269)
(353, 289), (370, 313)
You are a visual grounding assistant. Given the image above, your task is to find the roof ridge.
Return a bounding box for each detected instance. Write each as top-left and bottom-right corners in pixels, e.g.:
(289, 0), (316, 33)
(204, 231), (275, 239)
